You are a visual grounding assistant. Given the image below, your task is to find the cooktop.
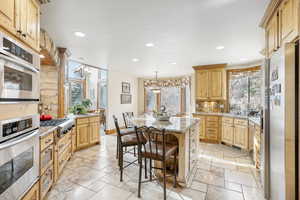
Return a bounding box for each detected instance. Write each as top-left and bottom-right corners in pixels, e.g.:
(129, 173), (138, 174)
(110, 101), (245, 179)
(40, 119), (68, 127)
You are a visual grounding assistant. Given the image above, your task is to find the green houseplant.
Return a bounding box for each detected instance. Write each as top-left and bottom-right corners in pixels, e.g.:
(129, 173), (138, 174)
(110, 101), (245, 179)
(69, 99), (92, 114)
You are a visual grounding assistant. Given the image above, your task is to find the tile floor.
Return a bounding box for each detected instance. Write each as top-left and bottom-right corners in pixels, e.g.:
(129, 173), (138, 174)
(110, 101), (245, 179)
(46, 135), (266, 200)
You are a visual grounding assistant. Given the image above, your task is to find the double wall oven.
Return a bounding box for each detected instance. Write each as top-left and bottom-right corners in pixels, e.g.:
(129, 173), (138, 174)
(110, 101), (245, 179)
(0, 32), (40, 200)
(0, 32), (40, 102)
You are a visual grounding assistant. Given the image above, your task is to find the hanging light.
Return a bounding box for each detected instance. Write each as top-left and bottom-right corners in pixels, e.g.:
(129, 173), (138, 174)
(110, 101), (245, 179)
(151, 71), (161, 94)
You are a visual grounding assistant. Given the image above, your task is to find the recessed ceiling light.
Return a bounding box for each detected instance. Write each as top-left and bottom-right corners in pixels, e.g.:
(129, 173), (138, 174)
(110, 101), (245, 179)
(145, 43), (154, 47)
(132, 58), (140, 62)
(216, 46), (225, 50)
(40, 54), (45, 58)
(170, 62), (177, 65)
(74, 32), (86, 37)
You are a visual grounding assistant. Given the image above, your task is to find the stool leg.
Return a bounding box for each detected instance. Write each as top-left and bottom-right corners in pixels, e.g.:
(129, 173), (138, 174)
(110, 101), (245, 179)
(120, 146), (123, 182)
(144, 158), (147, 179)
(150, 158), (152, 181)
(138, 156), (142, 198)
(174, 153), (177, 188)
(116, 137), (119, 159)
(163, 160), (167, 200)
(134, 146), (136, 157)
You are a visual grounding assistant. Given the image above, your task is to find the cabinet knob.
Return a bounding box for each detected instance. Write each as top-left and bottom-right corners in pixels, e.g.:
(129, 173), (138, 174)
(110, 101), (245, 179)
(17, 30), (22, 34)
(22, 34), (27, 38)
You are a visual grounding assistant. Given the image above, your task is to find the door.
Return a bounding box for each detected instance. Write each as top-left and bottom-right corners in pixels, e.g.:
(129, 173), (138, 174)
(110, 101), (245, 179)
(76, 123), (90, 148)
(209, 70), (223, 99)
(0, 0), (17, 35)
(233, 125), (247, 149)
(196, 71), (208, 99)
(89, 122), (100, 144)
(222, 123), (233, 144)
(23, 0), (39, 50)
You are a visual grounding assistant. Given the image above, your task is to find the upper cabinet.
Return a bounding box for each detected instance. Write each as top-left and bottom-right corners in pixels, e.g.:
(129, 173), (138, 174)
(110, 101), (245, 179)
(0, 0), (18, 35)
(261, 0), (299, 57)
(193, 64), (226, 100)
(0, 0), (40, 51)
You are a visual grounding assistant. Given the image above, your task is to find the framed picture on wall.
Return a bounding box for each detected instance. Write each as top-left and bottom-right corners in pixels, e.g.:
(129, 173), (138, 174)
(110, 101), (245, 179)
(121, 94), (132, 104)
(122, 82), (130, 93)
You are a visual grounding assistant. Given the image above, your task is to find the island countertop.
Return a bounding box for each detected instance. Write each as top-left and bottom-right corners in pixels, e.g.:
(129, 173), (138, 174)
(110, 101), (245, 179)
(132, 116), (200, 133)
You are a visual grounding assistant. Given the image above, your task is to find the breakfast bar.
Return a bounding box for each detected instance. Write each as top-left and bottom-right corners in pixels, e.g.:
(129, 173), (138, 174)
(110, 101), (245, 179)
(132, 116), (200, 186)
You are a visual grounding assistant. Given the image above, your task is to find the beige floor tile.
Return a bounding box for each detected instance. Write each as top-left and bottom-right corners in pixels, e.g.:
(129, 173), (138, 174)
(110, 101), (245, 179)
(194, 169), (225, 187)
(225, 169), (257, 187)
(190, 180), (208, 192)
(242, 185), (266, 200)
(225, 181), (242, 193)
(179, 188), (206, 200)
(89, 185), (132, 200)
(206, 185), (244, 200)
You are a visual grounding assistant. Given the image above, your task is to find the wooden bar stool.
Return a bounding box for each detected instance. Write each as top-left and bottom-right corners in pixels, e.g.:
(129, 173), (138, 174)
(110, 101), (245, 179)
(135, 126), (178, 200)
(113, 116), (147, 182)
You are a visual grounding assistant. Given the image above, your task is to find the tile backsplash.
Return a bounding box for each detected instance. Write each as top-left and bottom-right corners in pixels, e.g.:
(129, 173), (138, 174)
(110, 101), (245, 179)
(196, 101), (226, 113)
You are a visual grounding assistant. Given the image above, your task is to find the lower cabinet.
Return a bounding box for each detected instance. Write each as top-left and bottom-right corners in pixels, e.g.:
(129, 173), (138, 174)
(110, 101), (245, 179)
(40, 166), (54, 200)
(221, 122), (234, 144)
(76, 116), (101, 150)
(22, 180), (39, 200)
(233, 124), (248, 149)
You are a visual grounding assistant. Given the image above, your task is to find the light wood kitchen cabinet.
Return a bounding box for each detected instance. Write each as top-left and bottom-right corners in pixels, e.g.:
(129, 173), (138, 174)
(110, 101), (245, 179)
(22, 180), (39, 200)
(193, 64), (226, 100)
(0, 0), (18, 35)
(199, 116), (206, 139)
(40, 166), (53, 200)
(221, 122), (234, 144)
(0, 0), (40, 51)
(71, 128), (77, 154)
(76, 123), (90, 149)
(261, 0), (299, 56)
(90, 122), (100, 144)
(76, 116), (101, 150)
(233, 124), (248, 149)
(22, 0), (40, 50)
(266, 14), (278, 55)
(209, 70), (223, 99)
(196, 70), (209, 99)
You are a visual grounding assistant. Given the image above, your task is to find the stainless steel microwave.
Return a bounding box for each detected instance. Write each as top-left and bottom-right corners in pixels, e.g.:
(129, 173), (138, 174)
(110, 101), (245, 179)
(0, 33), (40, 102)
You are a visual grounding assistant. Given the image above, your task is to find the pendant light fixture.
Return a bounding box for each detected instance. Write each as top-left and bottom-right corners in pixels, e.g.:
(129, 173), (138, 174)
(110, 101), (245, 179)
(151, 71), (161, 94)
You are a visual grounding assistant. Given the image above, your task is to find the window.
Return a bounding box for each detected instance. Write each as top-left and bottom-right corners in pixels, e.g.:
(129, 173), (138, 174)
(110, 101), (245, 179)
(228, 68), (262, 115)
(66, 60), (108, 111)
(144, 86), (190, 115)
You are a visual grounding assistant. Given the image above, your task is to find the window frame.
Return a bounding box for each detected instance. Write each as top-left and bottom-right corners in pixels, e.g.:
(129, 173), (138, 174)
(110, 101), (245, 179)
(226, 65), (262, 114)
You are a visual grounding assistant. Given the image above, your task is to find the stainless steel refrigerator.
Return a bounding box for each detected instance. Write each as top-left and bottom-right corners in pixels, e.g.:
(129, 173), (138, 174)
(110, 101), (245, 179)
(263, 41), (299, 200)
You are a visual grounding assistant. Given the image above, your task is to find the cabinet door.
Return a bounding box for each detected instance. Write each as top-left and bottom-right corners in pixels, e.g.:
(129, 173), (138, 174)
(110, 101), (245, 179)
(23, 0), (39, 50)
(196, 71), (208, 99)
(222, 123), (234, 144)
(76, 123), (90, 149)
(0, 0), (18, 35)
(199, 116), (205, 139)
(233, 125), (248, 149)
(89, 122), (100, 144)
(266, 15), (278, 55)
(280, 0), (299, 44)
(22, 180), (39, 200)
(71, 128), (77, 153)
(209, 70), (223, 99)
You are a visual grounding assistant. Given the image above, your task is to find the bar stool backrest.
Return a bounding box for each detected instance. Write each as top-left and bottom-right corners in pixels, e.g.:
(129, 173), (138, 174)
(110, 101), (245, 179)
(123, 112), (134, 128)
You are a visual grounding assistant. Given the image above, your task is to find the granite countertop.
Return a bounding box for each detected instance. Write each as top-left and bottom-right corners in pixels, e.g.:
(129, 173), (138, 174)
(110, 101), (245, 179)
(39, 126), (58, 137)
(132, 116), (200, 133)
(193, 112), (261, 125)
(70, 113), (100, 119)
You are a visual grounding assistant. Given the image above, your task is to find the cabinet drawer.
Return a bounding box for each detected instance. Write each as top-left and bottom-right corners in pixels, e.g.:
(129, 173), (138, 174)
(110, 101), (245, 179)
(206, 129), (218, 139)
(40, 144), (54, 175)
(77, 118), (89, 125)
(206, 116), (219, 122)
(222, 117), (233, 124)
(89, 116), (100, 123)
(234, 119), (248, 126)
(206, 121), (218, 128)
(40, 165), (53, 200)
(57, 132), (72, 154)
(58, 144), (72, 175)
(40, 132), (54, 151)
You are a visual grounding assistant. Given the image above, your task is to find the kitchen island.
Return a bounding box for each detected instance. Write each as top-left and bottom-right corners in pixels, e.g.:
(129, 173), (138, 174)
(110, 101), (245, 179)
(132, 116), (200, 186)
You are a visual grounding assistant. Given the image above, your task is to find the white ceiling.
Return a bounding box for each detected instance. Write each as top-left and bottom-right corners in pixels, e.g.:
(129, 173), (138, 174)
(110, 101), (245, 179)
(41, 0), (269, 77)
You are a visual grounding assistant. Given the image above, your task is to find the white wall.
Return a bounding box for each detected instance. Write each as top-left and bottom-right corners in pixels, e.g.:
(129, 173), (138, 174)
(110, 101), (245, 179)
(107, 70), (138, 130)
